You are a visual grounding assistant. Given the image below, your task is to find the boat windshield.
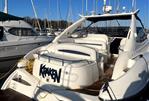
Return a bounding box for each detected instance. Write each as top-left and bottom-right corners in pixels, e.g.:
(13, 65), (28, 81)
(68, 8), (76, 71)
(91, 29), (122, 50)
(68, 19), (131, 38)
(68, 15), (144, 38)
(136, 20), (147, 43)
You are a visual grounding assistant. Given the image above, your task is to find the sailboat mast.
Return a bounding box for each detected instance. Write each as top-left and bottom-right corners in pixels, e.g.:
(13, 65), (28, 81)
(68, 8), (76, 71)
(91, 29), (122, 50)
(67, 0), (73, 27)
(116, 0), (120, 13)
(48, 0), (51, 28)
(96, 0), (98, 14)
(30, 0), (41, 31)
(93, 0), (95, 12)
(4, 0), (8, 14)
(82, 0), (84, 15)
(86, 0), (88, 15)
(57, 0), (59, 29)
(57, 0), (62, 29)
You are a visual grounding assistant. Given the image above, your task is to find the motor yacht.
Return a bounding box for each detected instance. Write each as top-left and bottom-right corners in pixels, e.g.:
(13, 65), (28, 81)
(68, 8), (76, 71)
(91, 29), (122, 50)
(0, 12), (54, 72)
(2, 9), (149, 101)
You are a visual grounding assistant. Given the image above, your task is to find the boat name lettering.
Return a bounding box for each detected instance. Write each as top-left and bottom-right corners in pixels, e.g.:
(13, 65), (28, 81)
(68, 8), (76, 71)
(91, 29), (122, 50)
(39, 64), (62, 83)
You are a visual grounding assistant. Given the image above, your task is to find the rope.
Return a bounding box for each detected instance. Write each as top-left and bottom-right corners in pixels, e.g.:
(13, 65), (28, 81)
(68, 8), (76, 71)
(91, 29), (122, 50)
(108, 83), (117, 100)
(102, 82), (113, 100)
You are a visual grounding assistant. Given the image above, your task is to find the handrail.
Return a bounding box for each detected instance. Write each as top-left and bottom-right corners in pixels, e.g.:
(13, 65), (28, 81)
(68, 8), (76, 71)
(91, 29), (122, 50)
(37, 50), (91, 66)
(39, 54), (90, 63)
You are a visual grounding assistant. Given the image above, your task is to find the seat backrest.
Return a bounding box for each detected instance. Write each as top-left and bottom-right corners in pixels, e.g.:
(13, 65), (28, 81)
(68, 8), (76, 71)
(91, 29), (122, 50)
(74, 34), (108, 53)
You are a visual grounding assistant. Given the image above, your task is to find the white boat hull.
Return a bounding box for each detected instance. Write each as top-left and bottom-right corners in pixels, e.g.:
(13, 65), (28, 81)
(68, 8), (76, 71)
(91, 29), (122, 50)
(99, 53), (149, 100)
(0, 41), (50, 72)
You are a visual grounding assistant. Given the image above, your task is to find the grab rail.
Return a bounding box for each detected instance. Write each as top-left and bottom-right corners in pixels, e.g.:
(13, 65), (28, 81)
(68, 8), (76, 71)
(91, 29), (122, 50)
(37, 50), (91, 66)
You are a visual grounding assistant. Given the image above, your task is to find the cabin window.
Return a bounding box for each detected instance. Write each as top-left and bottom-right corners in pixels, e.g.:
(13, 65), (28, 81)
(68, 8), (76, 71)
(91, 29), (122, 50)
(58, 49), (90, 56)
(8, 28), (38, 36)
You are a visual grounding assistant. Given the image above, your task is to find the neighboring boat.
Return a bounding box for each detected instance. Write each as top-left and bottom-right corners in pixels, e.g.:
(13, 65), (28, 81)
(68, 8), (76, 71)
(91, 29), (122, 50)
(2, 8), (149, 100)
(39, 28), (56, 36)
(0, 12), (54, 72)
(98, 10), (149, 100)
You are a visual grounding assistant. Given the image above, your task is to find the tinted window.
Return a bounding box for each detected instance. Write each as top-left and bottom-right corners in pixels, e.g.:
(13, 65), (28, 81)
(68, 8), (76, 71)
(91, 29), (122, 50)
(136, 27), (147, 43)
(8, 28), (38, 36)
(59, 49), (90, 56)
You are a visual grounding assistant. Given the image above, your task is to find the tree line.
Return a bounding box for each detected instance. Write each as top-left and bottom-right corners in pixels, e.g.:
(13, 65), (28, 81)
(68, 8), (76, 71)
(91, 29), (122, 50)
(24, 17), (72, 30)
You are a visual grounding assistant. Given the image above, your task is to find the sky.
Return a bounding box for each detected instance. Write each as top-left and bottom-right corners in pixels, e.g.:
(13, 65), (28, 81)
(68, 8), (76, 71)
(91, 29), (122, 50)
(0, 0), (149, 27)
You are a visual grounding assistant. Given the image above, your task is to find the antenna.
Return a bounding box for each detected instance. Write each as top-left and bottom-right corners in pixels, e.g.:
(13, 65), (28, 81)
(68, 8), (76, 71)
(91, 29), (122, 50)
(31, 0), (41, 31)
(4, 0), (8, 14)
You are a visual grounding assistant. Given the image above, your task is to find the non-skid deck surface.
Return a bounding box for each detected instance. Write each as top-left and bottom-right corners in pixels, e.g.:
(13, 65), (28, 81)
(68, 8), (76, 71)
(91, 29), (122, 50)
(74, 66), (114, 96)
